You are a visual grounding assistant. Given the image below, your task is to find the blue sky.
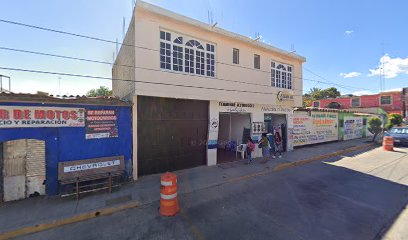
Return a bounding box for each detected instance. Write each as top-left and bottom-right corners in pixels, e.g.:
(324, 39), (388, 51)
(0, 0), (407, 95)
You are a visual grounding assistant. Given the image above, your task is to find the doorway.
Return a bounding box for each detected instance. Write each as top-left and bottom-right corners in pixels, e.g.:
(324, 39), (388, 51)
(264, 114), (288, 152)
(2, 139), (46, 202)
(217, 113), (251, 163)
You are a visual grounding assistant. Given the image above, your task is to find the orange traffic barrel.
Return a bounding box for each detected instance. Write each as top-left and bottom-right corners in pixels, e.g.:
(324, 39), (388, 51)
(159, 172), (180, 216)
(383, 136), (394, 151)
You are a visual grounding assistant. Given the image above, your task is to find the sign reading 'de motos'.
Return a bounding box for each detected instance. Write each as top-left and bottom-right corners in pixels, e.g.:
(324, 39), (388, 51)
(0, 106), (85, 128)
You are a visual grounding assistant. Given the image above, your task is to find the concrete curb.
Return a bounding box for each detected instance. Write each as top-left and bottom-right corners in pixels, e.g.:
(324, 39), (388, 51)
(0, 142), (377, 239)
(273, 143), (376, 172)
(0, 201), (139, 240)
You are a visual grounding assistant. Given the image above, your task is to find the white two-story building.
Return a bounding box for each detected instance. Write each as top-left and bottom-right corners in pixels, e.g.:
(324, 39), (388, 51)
(113, 1), (306, 180)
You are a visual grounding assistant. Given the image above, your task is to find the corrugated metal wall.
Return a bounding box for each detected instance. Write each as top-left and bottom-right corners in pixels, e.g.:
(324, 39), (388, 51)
(26, 140), (45, 178)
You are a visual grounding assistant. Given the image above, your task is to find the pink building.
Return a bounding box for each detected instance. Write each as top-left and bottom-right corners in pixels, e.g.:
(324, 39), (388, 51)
(311, 88), (408, 118)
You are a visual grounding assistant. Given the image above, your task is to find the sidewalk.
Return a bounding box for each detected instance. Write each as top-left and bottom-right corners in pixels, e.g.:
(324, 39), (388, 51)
(0, 138), (376, 235)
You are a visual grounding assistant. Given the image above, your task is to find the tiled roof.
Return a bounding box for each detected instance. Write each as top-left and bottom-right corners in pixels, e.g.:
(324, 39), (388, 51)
(0, 92), (131, 106)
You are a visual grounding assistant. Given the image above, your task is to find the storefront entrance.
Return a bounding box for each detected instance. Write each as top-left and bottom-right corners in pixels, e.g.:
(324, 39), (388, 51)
(217, 113), (251, 163)
(137, 96), (209, 175)
(264, 114), (287, 152)
(1, 139), (46, 202)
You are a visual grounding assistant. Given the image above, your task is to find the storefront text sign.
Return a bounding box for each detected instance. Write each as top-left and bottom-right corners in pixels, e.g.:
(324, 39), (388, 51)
(218, 102), (254, 112)
(0, 106), (85, 128)
(292, 111), (338, 146)
(86, 109), (118, 139)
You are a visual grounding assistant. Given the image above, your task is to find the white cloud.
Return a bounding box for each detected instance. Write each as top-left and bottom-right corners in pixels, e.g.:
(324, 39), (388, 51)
(340, 72), (361, 78)
(352, 90), (373, 96)
(345, 30), (354, 35)
(369, 54), (408, 78)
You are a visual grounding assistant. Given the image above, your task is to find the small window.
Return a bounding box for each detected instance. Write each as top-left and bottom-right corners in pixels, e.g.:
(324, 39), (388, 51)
(254, 54), (260, 69)
(313, 101), (320, 108)
(233, 48), (239, 64)
(380, 96), (392, 105)
(351, 97), (360, 107)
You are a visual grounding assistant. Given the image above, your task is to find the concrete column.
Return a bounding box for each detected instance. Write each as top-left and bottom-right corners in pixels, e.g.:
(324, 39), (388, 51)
(286, 113), (294, 151)
(207, 101), (219, 166)
(132, 95), (138, 180)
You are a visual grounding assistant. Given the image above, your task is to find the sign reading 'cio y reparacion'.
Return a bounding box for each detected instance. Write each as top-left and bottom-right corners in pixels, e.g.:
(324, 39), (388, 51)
(0, 106), (85, 128)
(85, 109), (118, 139)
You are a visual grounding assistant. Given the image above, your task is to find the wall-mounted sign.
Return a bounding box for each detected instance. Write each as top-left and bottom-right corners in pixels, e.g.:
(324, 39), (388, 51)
(0, 106), (85, 128)
(58, 156), (125, 180)
(218, 102), (254, 113)
(85, 109), (118, 139)
(260, 105), (293, 114)
(277, 91), (294, 102)
(292, 112), (338, 146)
(343, 117), (363, 140)
(209, 118), (219, 133)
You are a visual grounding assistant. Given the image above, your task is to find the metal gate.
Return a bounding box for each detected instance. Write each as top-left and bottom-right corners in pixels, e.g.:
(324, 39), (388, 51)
(137, 96), (208, 176)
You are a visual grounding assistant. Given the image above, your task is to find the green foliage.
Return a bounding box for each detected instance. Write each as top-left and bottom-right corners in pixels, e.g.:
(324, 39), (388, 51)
(86, 86), (112, 97)
(368, 117), (383, 142)
(303, 87), (341, 107)
(388, 113), (403, 126)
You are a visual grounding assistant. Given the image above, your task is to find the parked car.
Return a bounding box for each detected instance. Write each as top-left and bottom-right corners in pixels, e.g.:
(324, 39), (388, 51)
(385, 127), (408, 146)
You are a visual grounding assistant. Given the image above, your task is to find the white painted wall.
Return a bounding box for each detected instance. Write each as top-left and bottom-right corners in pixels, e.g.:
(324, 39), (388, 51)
(114, 2), (305, 106)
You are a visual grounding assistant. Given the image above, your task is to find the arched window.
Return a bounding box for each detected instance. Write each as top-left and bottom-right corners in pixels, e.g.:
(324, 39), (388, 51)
(160, 30), (216, 77)
(185, 40), (205, 75)
(271, 61), (293, 89)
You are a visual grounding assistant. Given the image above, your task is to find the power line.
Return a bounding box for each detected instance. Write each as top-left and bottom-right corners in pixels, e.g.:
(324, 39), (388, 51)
(304, 67), (361, 92)
(0, 46), (310, 92)
(0, 66), (310, 97)
(0, 45), (370, 94)
(0, 18), (374, 92)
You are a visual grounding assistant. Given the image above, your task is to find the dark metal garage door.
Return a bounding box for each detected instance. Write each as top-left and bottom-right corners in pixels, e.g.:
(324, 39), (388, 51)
(137, 96), (209, 176)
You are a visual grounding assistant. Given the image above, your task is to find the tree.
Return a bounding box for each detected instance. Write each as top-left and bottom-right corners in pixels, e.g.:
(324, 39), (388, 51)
(302, 87), (341, 107)
(368, 117), (383, 142)
(86, 86), (112, 97)
(385, 113), (403, 130)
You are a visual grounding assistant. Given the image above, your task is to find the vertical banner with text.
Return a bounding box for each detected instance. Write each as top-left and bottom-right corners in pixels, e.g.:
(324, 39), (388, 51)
(85, 109), (118, 139)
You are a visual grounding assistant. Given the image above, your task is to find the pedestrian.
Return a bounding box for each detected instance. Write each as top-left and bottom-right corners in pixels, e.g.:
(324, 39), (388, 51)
(274, 132), (283, 158)
(259, 133), (270, 159)
(246, 137), (255, 164)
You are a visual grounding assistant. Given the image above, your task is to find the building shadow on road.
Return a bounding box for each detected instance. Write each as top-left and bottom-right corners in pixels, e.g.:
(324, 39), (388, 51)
(266, 146), (408, 240)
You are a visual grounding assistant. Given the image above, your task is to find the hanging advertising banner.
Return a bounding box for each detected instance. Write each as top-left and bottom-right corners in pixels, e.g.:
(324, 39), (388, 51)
(343, 117), (363, 140)
(0, 106), (85, 128)
(85, 109), (118, 139)
(292, 111), (338, 146)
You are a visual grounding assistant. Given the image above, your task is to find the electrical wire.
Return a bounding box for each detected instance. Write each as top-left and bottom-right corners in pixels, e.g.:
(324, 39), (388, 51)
(0, 66), (311, 97)
(0, 46), (308, 92)
(0, 18), (375, 92)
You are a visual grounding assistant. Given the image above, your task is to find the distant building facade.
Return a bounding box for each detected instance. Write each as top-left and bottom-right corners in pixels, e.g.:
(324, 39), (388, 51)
(312, 88), (408, 117)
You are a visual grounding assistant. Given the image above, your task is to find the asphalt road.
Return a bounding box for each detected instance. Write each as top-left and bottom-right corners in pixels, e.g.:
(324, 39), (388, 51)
(20, 146), (408, 240)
